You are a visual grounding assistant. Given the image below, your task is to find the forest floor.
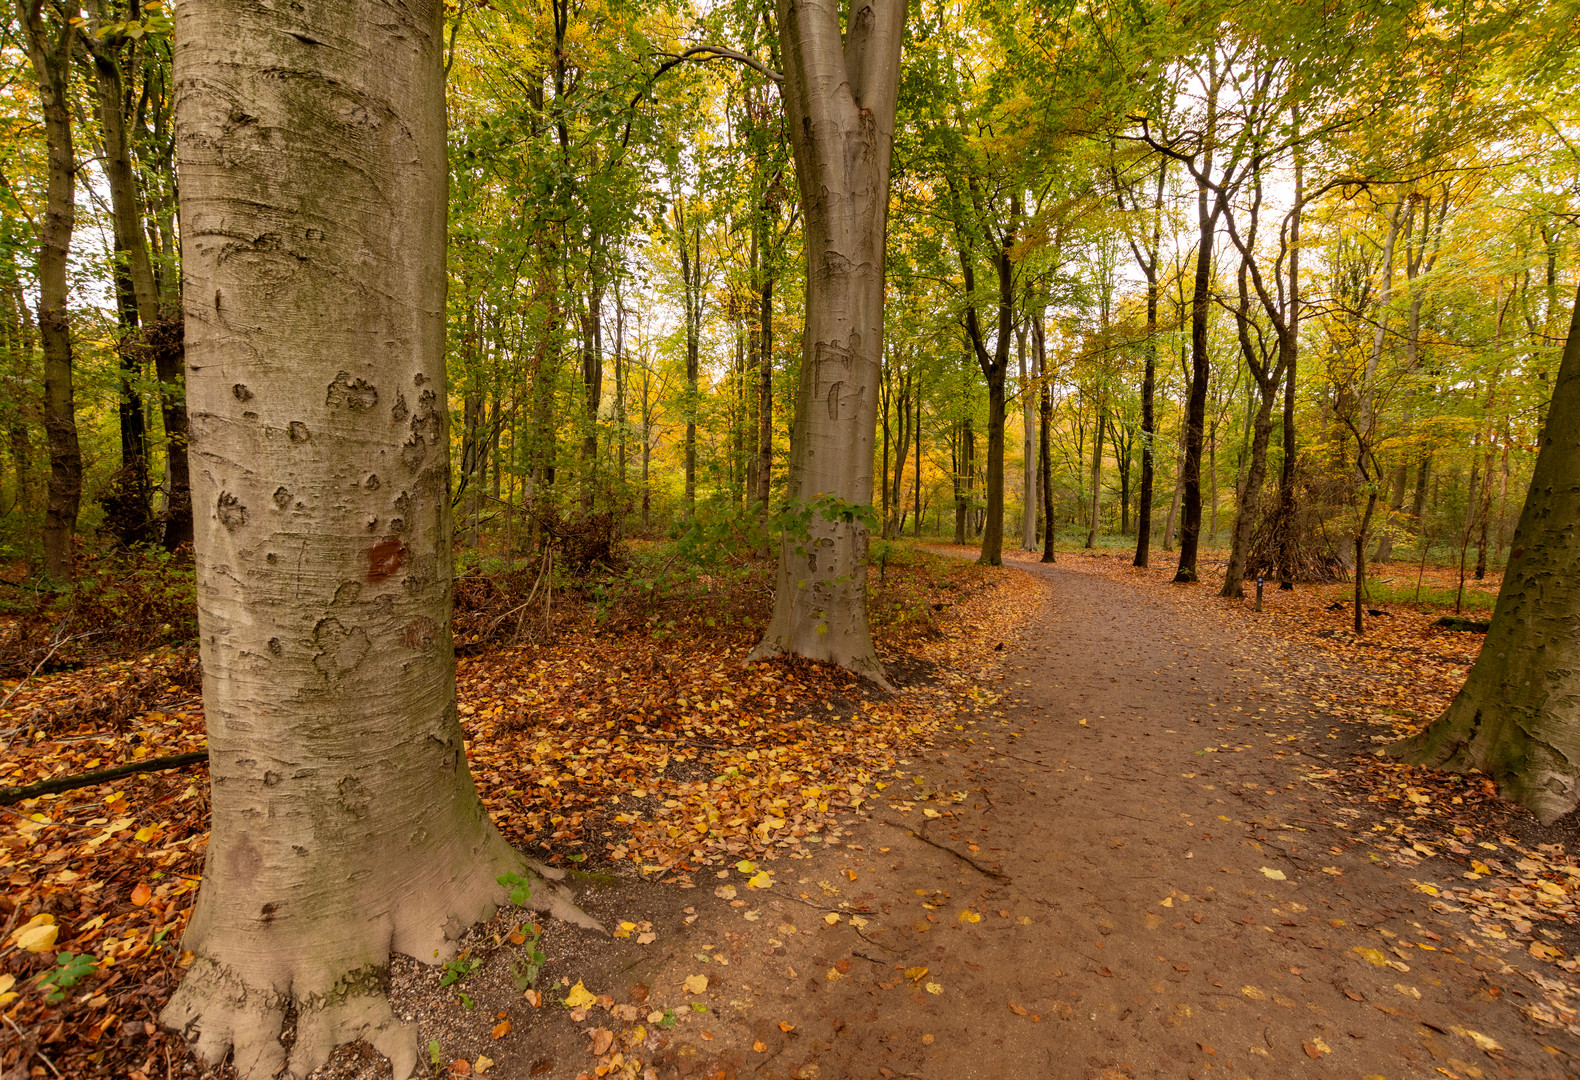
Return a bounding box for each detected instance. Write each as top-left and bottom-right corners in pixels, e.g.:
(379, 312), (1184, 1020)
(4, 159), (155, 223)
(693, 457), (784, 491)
(6, 541), (1580, 1080)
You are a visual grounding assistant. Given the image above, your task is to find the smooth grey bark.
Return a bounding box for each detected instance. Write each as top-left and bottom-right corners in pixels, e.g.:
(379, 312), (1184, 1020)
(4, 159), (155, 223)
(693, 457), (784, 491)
(165, 4), (592, 1077)
(750, 0), (905, 685)
(1084, 408), (1103, 548)
(1394, 286), (1580, 823)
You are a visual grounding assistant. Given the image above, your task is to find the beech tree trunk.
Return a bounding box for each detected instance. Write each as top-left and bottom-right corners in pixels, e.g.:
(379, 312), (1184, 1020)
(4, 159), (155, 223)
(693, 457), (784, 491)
(750, 0), (905, 685)
(165, 5), (592, 1077)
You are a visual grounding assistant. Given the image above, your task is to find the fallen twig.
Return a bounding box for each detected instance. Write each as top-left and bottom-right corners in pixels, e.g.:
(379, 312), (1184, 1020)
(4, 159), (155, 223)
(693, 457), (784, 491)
(0, 750), (208, 805)
(880, 819), (1009, 880)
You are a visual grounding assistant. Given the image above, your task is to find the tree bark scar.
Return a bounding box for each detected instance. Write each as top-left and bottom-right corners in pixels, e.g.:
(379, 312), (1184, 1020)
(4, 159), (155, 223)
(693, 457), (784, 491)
(367, 536), (405, 582)
(326, 371), (378, 410)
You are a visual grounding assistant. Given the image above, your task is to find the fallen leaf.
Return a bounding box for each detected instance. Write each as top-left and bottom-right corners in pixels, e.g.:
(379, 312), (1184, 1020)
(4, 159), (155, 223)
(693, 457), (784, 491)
(15, 920), (59, 954)
(1008, 1002), (1028, 1016)
(473, 1056), (492, 1075)
(904, 966), (928, 982)
(524, 989), (542, 1007)
(1242, 986), (1266, 1001)
(563, 980), (596, 1009)
(1260, 867), (1287, 881)
(491, 1020), (510, 1040)
(683, 974), (709, 995)
(715, 885), (737, 900)
(753, 1040), (767, 1053)
(1449, 1026), (1502, 1052)
(747, 871), (773, 889)
(824, 912), (840, 925)
(924, 982), (943, 995)
(589, 1028), (614, 1055)
(1303, 1043), (1323, 1059)
(636, 932), (656, 945)
(779, 1021), (795, 1033)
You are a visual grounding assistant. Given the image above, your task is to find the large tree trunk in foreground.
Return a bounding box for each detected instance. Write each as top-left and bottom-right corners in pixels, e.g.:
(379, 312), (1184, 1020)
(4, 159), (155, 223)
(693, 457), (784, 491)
(750, 0), (905, 685)
(1394, 286), (1580, 824)
(166, 5), (592, 1078)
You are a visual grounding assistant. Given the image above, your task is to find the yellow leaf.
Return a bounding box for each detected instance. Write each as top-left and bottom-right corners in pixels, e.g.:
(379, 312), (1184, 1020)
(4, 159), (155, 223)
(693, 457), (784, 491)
(563, 980), (596, 1009)
(1471, 860), (1491, 875)
(1353, 947), (1388, 967)
(1159, 897), (1173, 908)
(844, 870), (858, 881)
(736, 860), (757, 874)
(1241, 986), (1266, 1000)
(1260, 867), (1286, 881)
(747, 871), (773, 890)
(824, 913), (840, 925)
(1415, 882), (1439, 896)
(904, 966), (928, 982)
(959, 910), (981, 923)
(1449, 1026), (1503, 1052)
(15, 920), (59, 954)
(922, 809), (940, 819)
(683, 974), (709, 995)
(924, 982), (943, 995)
(474, 1055), (493, 1075)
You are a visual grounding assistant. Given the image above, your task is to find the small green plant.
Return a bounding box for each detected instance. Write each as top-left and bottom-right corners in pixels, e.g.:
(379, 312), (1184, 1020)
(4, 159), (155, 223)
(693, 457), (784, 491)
(36, 952), (98, 1003)
(439, 955), (481, 989)
(428, 1041), (444, 1068)
(657, 1008), (677, 1029)
(509, 924), (547, 991)
(497, 871), (532, 907)
(458, 991), (475, 1010)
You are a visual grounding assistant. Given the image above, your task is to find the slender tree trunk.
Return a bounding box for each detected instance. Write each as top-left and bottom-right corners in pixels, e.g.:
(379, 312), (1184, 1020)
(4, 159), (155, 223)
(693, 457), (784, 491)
(1019, 319), (1036, 550)
(1036, 315), (1055, 563)
(1085, 410), (1103, 548)
(912, 385), (922, 537)
(750, 0), (905, 684)
(164, 3), (592, 1077)
(757, 276), (773, 515)
(1175, 214), (1217, 581)
(20, 0), (82, 580)
(1395, 288), (1580, 822)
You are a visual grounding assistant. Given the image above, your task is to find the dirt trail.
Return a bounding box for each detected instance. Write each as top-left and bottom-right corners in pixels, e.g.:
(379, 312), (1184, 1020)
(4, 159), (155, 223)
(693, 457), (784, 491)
(307, 552), (1580, 1080)
(535, 552), (1580, 1080)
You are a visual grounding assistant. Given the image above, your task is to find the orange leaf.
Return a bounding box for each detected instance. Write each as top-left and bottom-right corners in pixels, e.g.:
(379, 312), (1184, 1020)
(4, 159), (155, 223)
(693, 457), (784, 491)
(491, 1020), (510, 1040)
(778, 1021), (795, 1033)
(130, 883), (152, 907)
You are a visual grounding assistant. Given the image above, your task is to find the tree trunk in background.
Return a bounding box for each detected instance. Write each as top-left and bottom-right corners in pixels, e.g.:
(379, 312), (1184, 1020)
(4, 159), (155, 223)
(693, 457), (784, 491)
(1131, 160), (1164, 567)
(1036, 315), (1055, 563)
(757, 275), (773, 515)
(165, 5), (592, 1076)
(1085, 410), (1103, 548)
(152, 318), (193, 552)
(1395, 289), (1580, 823)
(953, 417), (972, 545)
(750, 0), (905, 685)
(912, 386), (922, 537)
(580, 283), (603, 510)
(1019, 319), (1036, 550)
(1175, 190), (1219, 582)
(19, 0), (83, 581)
(1274, 117), (1303, 591)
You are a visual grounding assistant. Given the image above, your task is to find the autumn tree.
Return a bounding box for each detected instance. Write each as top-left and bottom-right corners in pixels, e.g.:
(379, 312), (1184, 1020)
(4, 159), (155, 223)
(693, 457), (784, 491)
(162, 2), (592, 1076)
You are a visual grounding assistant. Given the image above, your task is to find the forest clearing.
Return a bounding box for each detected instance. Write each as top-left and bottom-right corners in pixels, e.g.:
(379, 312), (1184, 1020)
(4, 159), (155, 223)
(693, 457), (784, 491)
(3, 0), (1580, 1077)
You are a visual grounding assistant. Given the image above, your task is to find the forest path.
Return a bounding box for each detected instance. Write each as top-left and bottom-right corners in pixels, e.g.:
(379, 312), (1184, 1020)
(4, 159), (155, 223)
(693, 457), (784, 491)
(609, 550), (1573, 1080)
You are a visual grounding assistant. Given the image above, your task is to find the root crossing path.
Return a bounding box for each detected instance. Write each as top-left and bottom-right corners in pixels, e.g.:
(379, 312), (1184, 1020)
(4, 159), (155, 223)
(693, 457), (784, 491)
(619, 555), (1577, 1080)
